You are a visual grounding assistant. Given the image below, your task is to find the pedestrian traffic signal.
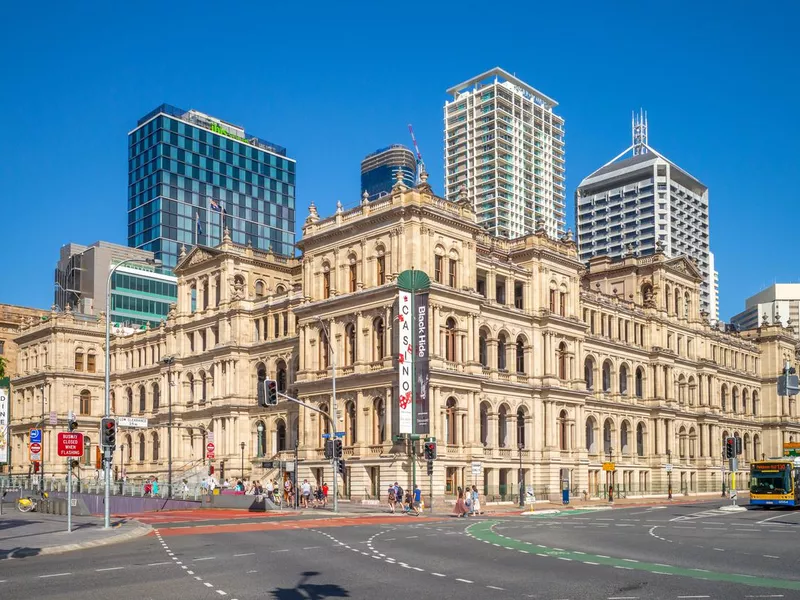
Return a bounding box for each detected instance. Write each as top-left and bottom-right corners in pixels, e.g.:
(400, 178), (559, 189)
(209, 465), (215, 475)
(259, 379), (278, 407)
(70, 459), (79, 469)
(33, 461), (40, 473)
(725, 437), (735, 459)
(337, 459), (345, 476)
(735, 435), (742, 456)
(324, 439), (334, 460)
(101, 417), (117, 450)
(68, 418), (79, 432)
(333, 438), (343, 459)
(423, 441), (437, 460)
(426, 460), (433, 476)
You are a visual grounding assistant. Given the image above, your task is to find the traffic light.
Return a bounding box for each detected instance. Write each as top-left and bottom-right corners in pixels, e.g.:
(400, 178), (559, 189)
(70, 460), (79, 469)
(735, 436), (742, 456)
(426, 460), (433, 476)
(337, 459), (345, 476)
(101, 417), (117, 450)
(209, 465), (215, 475)
(33, 461), (40, 473)
(68, 418), (79, 432)
(259, 379), (278, 407)
(333, 438), (343, 459)
(324, 439), (333, 460)
(725, 437), (735, 459)
(423, 441), (437, 460)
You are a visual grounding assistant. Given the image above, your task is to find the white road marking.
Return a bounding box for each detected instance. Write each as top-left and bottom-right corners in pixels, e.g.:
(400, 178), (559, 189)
(96, 567), (125, 572)
(455, 578), (473, 583)
(756, 513), (791, 525)
(148, 562), (172, 566)
(272, 549), (289, 553)
(39, 573), (71, 578)
(216, 591), (227, 596)
(678, 596), (710, 599)
(744, 595), (784, 598)
(608, 597), (639, 599)
(763, 555), (780, 559)
(234, 552), (255, 556)
(431, 572), (446, 577)
(713, 548), (725, 551)
(194, 556), (216, 561)
(487, 585), (505, 590)
(204, 582), (213, 588)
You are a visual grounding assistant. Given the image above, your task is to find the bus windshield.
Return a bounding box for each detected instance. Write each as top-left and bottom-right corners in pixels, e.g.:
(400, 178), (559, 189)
(750, 465), (792, 495)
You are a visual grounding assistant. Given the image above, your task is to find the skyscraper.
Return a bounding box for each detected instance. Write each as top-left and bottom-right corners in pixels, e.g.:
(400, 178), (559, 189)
(361, 145), (417, 200)
(128, 104), (296, 269)
(444, 67), (566, 239)
(576, 112), (719, 321)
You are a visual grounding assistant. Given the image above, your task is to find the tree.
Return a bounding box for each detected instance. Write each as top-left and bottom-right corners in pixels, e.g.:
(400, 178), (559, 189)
(0, 356), (5, 380)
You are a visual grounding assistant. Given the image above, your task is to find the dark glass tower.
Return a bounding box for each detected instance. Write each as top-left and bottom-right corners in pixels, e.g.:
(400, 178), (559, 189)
(360, 145), (416, 201)
(128, 104), (296, 269)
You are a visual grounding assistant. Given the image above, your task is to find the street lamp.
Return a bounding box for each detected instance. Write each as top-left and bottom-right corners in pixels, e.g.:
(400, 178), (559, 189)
(517, 443), (524, 508)
(257, 422), (264, 458)
(104, 256), (161, 529)
(119, 444), (125, 494)
(316, 317), (338, 514)
(161, 356), (176, 498)
(666, 448), (672, 500)
(240, 442), (246, 481)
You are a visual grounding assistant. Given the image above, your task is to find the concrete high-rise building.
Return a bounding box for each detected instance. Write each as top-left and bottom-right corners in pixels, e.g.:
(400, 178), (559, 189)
(54, 241), (177, 329)
(576, 112), (719, 321)
(128, 104), (296, 269)
(361, 145), (417, 201)
(444, 68), (566, 239)
(731, 284), (800, 333)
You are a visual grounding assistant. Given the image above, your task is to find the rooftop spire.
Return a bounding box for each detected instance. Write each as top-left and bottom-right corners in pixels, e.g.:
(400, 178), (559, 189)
(632, 108), (648, 156)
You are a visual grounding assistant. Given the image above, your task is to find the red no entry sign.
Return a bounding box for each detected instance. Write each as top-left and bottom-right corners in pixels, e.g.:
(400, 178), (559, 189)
(58, 432), (84, 457)
(30, 442), (41, 454)
(206, 442), (215, 459)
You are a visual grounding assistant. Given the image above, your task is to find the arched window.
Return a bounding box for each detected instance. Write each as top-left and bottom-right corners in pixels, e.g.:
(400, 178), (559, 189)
(753, 391), (759, 415)
(255, 280), (265, 298)
(256, 363), (266, 406)
(200, 371), (208, 403)
(255, 420), (267, 457)
(445, 318), (457, 362)
(373, 398), (385, 444)
(557, 342), (567, 380)
(603, 419), (613, 455)
(190, 285), (197, 313)
(446, 398), (458, 445)
(109, 390), (116, 414)
(480, 402), (489, 446)
(753, 434), (761, 461)
(322, 265), (331, 299)
(152, 383), (160, 412)
(276, 360), (287, 393)
(376, 249), (386, 285)
(558, 410), (568, 450)
(635, 367), (644, 398)
(636, 423), (645, 457)
(345, 323), (356, 365)
(478, 330), (488, 367)
(87, 353), (97, 373)
(138, 433), (145, 462)
(679, 426), (687, 458)
(677, 374), (687, 404)
(126, 388), (133, 415)
(138, 385), (146, 413)
(275, 284), (286, 295)
(721, 385), (728, 411)
(619, 364), (629, 396)
(584, 357), (595, 391)
(345, 401), (357, 445)
(497, 333), (507, 371)
(742, 389), (750, 414)
(373, 318), (385, 361)
(515, 336), (525, 374)
(621, 421), (630, 455)
(689, 428), (697, 458)
(684, 292), (690, 318)
(732, 387), (740, 413)
(187, 373), (195, 405)
(320, 330), (330, 369)
(79, 389), (91, 416)
(152, 432), (160, 461)
(585, 417), (597, 453)
(276, 419), (287, 452)
(517, 409), (525, 448)
(498, 405), (508, 448)
(665, 285), (672, 314)
(124, 434), (132, 461)
(602, 360), (612, 393)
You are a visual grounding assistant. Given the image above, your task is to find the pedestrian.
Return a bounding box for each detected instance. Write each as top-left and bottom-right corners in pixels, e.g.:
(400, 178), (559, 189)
(403, 488), (419, 516)
(301, 479), (312, 508)
(387, 485), (396, 513)
(454, 486), (468, 517)
(471, 485), (481, 515)
(322, 482), (329, 508)
(413, 485), (422, 514)
(152, 478), (159, 496)
(266, 479), (275, 502)
(182, 479), (189, 498)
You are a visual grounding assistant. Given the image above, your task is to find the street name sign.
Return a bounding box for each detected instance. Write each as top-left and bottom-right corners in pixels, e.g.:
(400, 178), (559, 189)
(57, 432), (84, 457)
(665, 463), (673, 472)
(49, 411), (57, 425)
(118, 416), (149, 428)
(471, 461), (482, 475)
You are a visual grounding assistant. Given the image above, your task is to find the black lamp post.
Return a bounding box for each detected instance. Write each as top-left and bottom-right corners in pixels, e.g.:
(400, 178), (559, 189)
(119, 444), (125, 494)
(518, 443), (524, 508)
(240, 442), (246, 481)
(667, 448), (672, 500)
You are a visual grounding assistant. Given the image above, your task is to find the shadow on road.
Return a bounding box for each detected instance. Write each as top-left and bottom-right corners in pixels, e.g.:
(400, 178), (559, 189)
(270, 570), (349, 599)
(0, 547), (42, 560)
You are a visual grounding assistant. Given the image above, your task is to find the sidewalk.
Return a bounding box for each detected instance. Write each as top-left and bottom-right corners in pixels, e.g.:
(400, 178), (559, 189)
(0, 502), (151, 559)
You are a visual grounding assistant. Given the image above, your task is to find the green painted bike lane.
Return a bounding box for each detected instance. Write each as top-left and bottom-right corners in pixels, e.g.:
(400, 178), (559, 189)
(466, 520), (800, 592)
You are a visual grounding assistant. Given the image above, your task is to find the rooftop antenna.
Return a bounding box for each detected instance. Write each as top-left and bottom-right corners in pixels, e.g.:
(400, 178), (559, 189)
(632, 108), (648, 156)
(407, 124), (425, 184)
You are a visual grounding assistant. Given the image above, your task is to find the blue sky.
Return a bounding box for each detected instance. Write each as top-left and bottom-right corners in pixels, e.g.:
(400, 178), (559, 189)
(1, 1), (797, 320)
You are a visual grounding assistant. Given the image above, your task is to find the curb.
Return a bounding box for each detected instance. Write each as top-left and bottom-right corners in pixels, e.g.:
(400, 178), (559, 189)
(7, 522), (153, 558)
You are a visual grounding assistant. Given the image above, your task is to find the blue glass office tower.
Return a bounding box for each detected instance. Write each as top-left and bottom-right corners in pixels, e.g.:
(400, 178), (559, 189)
(128, 105), (296, 269)
(360, 145), (417, 201)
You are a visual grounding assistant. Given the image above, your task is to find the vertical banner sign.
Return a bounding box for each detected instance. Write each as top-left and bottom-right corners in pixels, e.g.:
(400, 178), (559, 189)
(397, 291), (414, 434)
(0, 387), (8, 464)
(414, 292), (430, 434)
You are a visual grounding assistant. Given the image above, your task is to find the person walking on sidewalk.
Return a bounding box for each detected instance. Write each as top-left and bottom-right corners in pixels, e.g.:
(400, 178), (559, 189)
(454, 486), (468, 517)
(387, 485), (397, 513)
(471, 485), (481, 515)
(413, 485), (422, 514)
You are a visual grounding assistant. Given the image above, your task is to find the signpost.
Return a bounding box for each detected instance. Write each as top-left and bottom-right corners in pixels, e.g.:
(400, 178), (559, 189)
(117, 416), (149, 428)
(57, 432), (84, 533)
(30, 428), (42, 462)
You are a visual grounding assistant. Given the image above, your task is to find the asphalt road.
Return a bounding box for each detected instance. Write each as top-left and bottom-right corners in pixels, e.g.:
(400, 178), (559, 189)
(1, 500), (799, 599)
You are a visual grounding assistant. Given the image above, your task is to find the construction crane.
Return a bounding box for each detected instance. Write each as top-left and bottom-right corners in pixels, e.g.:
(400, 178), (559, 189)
(407, 124), (425, 184)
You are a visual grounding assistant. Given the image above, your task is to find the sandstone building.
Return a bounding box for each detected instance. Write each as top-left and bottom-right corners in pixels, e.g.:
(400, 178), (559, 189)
(6, 179), (800, 500)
